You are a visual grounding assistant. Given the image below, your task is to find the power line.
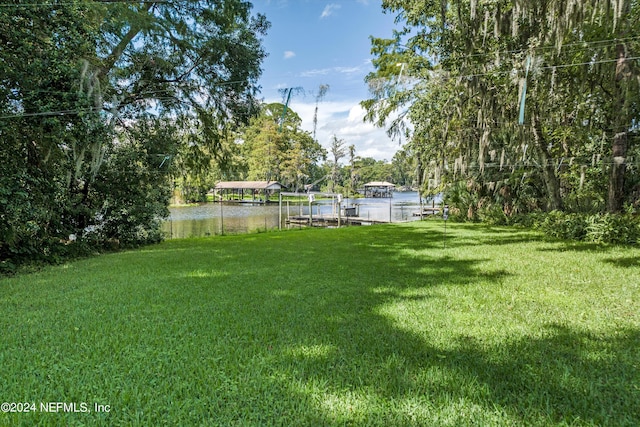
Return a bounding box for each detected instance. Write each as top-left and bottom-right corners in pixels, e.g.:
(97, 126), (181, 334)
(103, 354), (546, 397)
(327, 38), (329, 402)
(390, 37), (640, 83)
(0, 78), (254, 120)
(0, 1), (168, 7)
(438, 55), (640, 80)
(398, 36), (640, 65)
(449, 158), (639, 169)
(0, 106), (103, 119)
(442, 36), (640, 62)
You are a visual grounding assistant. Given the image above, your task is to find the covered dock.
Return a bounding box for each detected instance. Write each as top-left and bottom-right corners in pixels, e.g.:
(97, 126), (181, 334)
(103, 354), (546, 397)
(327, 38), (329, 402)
(213, 181), (283, 203)
(363, 181), (395, 198)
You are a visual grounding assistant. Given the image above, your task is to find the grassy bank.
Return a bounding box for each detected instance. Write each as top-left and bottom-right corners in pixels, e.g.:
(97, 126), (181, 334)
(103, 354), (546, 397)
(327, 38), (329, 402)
(1, 222), (638, 426)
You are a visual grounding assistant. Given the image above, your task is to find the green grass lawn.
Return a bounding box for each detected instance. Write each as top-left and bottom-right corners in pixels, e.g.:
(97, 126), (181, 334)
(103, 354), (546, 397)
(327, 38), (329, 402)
(1, 222), (638, 426)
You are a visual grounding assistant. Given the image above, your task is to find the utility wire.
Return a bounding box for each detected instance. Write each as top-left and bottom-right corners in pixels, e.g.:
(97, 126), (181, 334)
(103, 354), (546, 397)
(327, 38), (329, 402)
(442, 36), (640, 62)
(428, 56), (640, 80)
(0, 1), (169, 7)
(0, 106), (103, 119)
(6, 52), (636, 103)
(0, 79), (252, 120)
(398, 36), (640, 64)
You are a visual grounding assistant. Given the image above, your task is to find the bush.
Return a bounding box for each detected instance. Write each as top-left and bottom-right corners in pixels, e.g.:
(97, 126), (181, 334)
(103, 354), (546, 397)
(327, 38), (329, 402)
(92, 140), (171, 248)
(585, 213), (640, 244)
(532, 211), (639, 245)
(0, 149), (69, 272)
(538, 211), (588, 241)
(507, 212), (545, 228)
(477, 204), (509, 225)
(1, 118), (173, 274)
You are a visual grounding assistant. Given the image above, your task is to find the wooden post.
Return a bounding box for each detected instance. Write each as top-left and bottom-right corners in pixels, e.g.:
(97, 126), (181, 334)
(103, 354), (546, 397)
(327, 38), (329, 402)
(308, 193), (315, 226)
(220, 197), (224, 235)
(278, 192), (282, 230)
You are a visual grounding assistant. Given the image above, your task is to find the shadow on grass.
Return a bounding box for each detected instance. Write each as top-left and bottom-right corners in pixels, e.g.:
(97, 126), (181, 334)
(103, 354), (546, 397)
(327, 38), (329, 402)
(400, 222), (546, 250)
(441, 324), (640, 424)
(603, 256), (640, 268)
(173, 225), (638, 424)
(537, 242), (616, 253)
(276, 321), (639, 425)
(3, 224), (638, 425)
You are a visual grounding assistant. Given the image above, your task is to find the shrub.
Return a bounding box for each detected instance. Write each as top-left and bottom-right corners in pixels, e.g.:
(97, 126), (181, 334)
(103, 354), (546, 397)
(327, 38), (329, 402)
(477, 203), (509, 225)
(92, 140), (171, 248)
(585, 213), (640, 245)
(538, 211), (588, 241)
(532, 211), (639, 245)
(507, 212), (545, 228)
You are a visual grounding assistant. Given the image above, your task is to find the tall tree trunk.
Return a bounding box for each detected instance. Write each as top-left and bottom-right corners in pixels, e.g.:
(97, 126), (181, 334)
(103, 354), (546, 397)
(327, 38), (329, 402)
(531, 113), (563, 211)
(607, 43), (630, 213)
(608, 131), (627, 213)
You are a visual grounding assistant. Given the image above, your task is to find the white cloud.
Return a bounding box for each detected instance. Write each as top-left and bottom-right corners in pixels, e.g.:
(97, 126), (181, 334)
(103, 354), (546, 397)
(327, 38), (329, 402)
(283, 50), (296, 59)
(334, 65), (363, 75)
(299, 63), (366, 78)
(285, 99), (402, 162)
(320, 3), (341, 19)
(300, 68), (332, 78)
(262, 57), (405, 162)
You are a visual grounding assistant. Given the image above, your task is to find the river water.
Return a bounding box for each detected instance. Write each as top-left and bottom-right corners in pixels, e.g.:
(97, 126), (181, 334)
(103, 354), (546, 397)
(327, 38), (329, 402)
(162, 191), (432, 239)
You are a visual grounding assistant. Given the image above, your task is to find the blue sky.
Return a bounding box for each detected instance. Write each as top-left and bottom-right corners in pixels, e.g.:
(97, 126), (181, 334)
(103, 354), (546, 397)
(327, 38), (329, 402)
(251, 0), (401, 161)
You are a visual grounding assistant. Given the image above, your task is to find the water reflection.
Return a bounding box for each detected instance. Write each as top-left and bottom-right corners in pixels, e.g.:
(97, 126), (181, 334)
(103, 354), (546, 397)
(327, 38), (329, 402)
(162, 191), (428, 239)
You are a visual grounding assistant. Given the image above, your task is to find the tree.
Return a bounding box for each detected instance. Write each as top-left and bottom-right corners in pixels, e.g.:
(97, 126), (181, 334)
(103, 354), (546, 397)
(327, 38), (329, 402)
(93, 116), (176, 246)
(364, 0), (639, 215)
(312, 84), (330, 141)
(328, 135), (347, 193)
(0, 2), (106, 267)
(0, 0), (269, 268)
(346, 144), (358, 196)
(391, 147), (415, 188)
(171, 117), (246, 203)
(355, 157), (394, 184)
(241, 103), (326, 190)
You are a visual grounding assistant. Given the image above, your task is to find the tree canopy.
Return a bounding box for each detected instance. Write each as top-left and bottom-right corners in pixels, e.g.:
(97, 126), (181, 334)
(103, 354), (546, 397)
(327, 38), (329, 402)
(240, 103), (326, 191)
(0, 0), (269, 271)
(364, 0), (640, 218)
